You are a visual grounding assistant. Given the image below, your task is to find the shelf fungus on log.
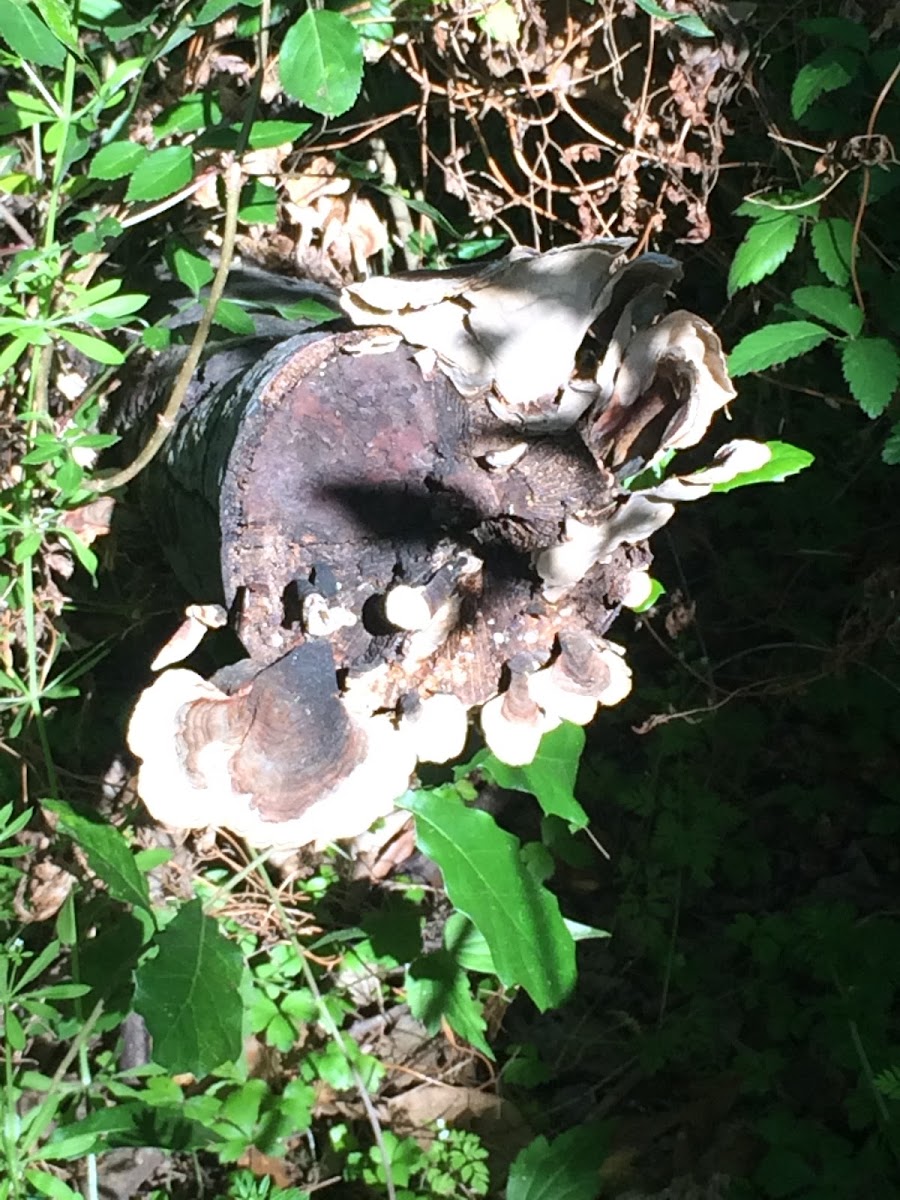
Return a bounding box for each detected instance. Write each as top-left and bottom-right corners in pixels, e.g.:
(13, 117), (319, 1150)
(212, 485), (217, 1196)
(124, 239), (752, 847)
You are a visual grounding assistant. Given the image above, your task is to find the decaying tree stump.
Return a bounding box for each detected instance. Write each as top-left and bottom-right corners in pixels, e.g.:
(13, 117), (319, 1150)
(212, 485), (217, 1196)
(125, 240), (758, 847)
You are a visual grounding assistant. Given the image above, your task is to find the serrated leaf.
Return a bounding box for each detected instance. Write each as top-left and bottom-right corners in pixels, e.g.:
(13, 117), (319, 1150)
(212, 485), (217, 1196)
(506, 1123), (611, 1200)
(43, 799), (150, 911)
(841, 337), (900, 418)
(0, 0), (66, 66)
(400, 787), (576, 1010)
(791, 285), (862, 336)
(633, 0), (713, 37)
(33, 0), (80, 53)
(406, 951), (493, 1058)
(125, 145), (193, 203)
(57, 328), (125, 364)
(213, 298), (256, 335)
(728, 321), (832, 376)
(134, 899), (244, 1075)
(279, 10), (363, 118)
(810, 217), (855, 286)
(882, 422), (900, 466)
(88, 138), (146, 181)
(473, 723), (588, 829)
(727, 213), (801, 296)
(791, 50), (859, 120)
(711, 441), (815, 493)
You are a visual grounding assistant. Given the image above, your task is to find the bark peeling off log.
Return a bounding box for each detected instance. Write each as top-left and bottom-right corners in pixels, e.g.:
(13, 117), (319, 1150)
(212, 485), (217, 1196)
(125, 241), (754, 846)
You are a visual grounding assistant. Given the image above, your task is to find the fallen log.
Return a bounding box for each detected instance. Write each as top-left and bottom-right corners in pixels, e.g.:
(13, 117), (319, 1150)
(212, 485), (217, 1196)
(124, 240), (751, 847)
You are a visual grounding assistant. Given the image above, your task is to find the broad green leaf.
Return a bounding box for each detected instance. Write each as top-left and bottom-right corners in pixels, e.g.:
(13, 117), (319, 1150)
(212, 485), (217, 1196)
(125, 145), (193, 203)
(445, 911), (608, 976)
(728, 321), (832, 376)
(841, 337), (900, 418)
(171, 244), (215, 294)
(247, 119), (312, 149)
(400, 787), (576, 1010)
(134, 899), (245, 1075)
(213, 298), (256, 335)
(193, 0), (235, 23)
(727, 212), (801, 296)
(43, 799), (150, 911)
(882, 421), (900, 466)
(81, 292), (149, 321)
(275, 298), (341, 324)
(33, 0), (79, 53)
(474, 723), (588, 829)
(0, 0), (66, 66)
(239, 179), (278, 224)
(153, 93), (221, 137)
(506, 1123), (611, 1200)
(406, 952), (493, 1058)
(279, 9), (364, 118)
(13, 528), (43, 562)
(791, 285), (862, 337)
(633, 0), (713, 37)
(57, 328), (125, 364)
(791, 49), (859, 119)
(711, 441), (815, 493)
(55, 526), (99, 575)
(810, 217), (855, 286)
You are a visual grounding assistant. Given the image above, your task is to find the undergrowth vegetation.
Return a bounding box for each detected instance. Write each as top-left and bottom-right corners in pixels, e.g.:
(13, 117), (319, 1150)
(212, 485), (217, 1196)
(0, 1), (899, 1198)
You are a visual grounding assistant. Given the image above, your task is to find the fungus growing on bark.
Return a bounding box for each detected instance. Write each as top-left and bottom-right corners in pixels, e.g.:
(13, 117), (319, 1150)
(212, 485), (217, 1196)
(125, 240), (753, 845)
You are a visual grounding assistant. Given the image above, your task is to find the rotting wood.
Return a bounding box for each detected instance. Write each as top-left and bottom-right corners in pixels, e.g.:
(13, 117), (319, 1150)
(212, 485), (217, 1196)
(123, 240), (756, 847)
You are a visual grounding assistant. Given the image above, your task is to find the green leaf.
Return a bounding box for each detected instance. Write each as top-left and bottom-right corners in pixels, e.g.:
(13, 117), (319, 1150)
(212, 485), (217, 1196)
(57, 328), (125, 364)
(711, 441), (815, 493)
(88, 140), (147, 180)
(791, 49), (859, 120)
(506, 1123), (611, 1200)
(33, 0), (79, 53)
(882, 422), (900, 466)
(400, 787), (576, 1010)
(279, 9), (364, 118)
(810, 217), (855, 287)
(275, 298), (341, 324)
(791, 285), (862, 336)
(727, 212), (801, 296)
(43, 799), (151, 911)
(841, 337), (900, 418)
(238, 179), (278, 225)
(633, 0), (713, 38)
(0, 0), (66, 66)
(445, 911), (608, 976)
(13, 528), (43, 562)
(406, 952), (493, 1058)
(55, 526), (99, 575)
(153, 93), (221, 137)
(171, 244), (215, 294)
(25, 1168), (82, 1200)
(800, 16), (869, 52)
(473, 723), (588, 829)
(134, 899), (245, 1075)
(247, 119), (312, 149)
(728, 321), (832, 376)
(213, 298), (256, 335)
(125, 145), (193, 203)
(193, 0), (235, 23)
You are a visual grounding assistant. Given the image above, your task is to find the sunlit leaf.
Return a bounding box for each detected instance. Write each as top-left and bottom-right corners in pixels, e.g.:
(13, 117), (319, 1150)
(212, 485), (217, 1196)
(728, 321), (832, 376)
(810, 217), (855, 287)
(710, 441), (815, 492)
(125, 145), (193, 203)
(279, 9), (363, 118)
(727, 212), (801, 296)
(134, 899), (245, 1075)
(791, 49), (859, 119)
(791, 285), (862, 337)
(89, 140), (148, 180)
(472, 723), (588, 829)
(0, 0), (66, 66)
(400, 786), (576, 1010)
(44, 799), (150, 911)
(841, 337), (900, 418)
(406, 952), (493, 1058)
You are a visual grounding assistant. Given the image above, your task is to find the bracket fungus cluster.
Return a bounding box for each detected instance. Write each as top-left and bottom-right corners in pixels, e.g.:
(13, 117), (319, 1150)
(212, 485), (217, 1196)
(127, 238), (762, 848)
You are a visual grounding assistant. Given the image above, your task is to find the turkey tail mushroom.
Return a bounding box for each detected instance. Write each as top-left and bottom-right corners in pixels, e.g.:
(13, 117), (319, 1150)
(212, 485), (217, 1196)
(127, 641), (417, 848)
